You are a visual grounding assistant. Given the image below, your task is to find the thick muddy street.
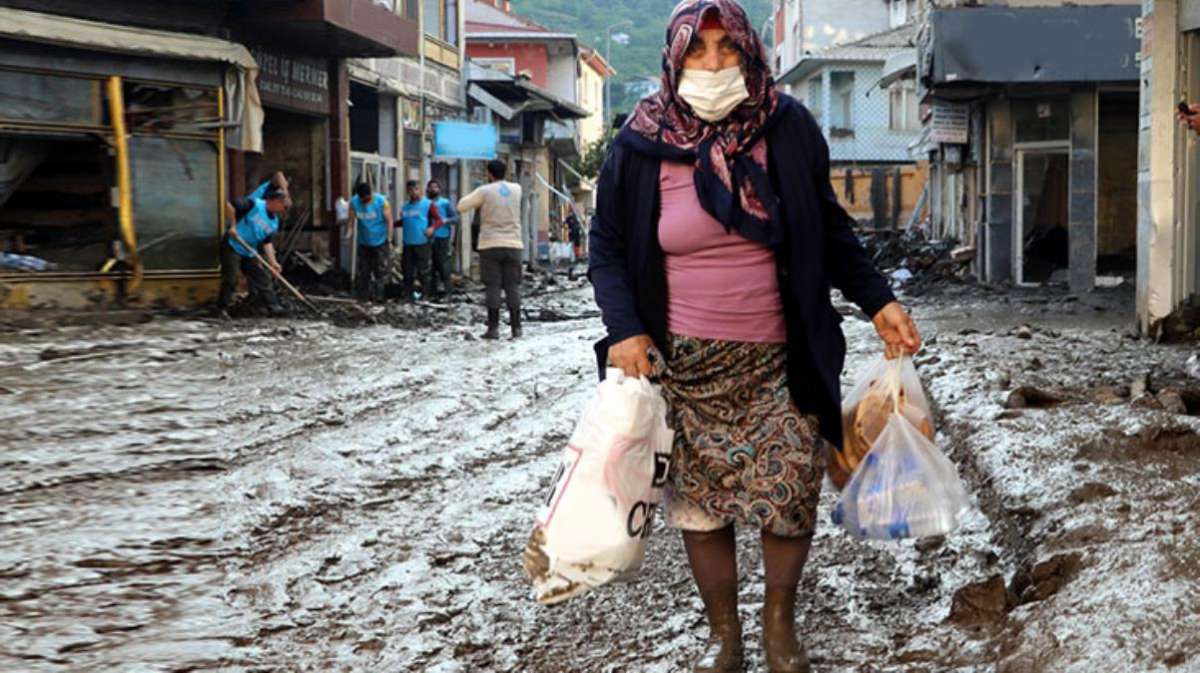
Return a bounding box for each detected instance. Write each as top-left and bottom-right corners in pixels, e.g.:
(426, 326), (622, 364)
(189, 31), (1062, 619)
(2, 280), (1199, 672)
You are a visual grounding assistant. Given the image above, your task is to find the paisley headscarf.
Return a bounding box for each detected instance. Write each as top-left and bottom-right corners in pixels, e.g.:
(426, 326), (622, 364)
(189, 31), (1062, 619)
(625, 0), (783, 246)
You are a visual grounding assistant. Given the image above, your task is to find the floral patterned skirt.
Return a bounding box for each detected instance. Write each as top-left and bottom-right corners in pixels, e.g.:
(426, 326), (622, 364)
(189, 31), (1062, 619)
(652, 334), (826, 538)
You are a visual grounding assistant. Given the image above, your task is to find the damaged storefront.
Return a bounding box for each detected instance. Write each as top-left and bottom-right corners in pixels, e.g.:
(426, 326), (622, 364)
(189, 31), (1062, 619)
(240, 45), (332, 269)
(917, 5), (1140, 293)
(0, 7), (261, 309)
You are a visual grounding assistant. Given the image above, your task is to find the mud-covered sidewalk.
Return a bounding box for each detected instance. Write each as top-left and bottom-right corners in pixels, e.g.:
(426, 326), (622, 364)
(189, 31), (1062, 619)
(1, 280), (1198, 672)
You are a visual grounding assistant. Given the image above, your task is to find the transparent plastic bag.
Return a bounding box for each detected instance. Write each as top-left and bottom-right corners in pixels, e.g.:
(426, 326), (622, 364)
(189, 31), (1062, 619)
(831, 357), (968, 540)
(832, 355), (934, 487)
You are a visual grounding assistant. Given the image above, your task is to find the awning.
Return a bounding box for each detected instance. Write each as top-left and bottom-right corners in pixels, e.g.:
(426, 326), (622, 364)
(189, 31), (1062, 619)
(467, 62), (589, 121)
(0, 7), (263, 152)
(924, 6), (1140, 87)
(879, 51), (917, 89)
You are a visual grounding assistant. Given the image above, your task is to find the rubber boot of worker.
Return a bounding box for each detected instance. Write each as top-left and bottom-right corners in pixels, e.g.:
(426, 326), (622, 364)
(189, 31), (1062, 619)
(482, 309), (501, 340)
(695, 581), (743, 673)
(761, 586), (810, 673)
(510, 307), (523, 339)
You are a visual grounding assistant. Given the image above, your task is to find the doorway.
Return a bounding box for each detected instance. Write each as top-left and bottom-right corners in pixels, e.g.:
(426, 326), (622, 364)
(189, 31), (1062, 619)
(1015, 147), (1070, 285)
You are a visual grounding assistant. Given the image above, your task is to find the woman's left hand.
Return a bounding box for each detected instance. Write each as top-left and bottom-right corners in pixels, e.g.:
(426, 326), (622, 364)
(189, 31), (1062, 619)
(872, 301), (921, 358)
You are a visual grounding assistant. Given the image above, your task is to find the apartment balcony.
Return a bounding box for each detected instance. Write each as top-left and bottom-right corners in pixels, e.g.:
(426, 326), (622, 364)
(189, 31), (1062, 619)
(235, 0), (420, 58)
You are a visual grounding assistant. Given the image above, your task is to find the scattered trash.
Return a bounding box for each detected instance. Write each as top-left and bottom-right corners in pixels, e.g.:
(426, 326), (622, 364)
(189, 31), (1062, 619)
(859, 229), (972, 293)
(0, 252), (56, 272)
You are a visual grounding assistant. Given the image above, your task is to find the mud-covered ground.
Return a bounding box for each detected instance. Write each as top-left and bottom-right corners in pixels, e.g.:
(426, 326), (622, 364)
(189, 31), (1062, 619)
(2, 275), (1199, 672)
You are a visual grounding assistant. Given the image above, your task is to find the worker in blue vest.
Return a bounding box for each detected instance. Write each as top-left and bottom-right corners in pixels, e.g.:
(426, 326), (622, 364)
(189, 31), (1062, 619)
(426, 178), (460, 301)
(345, 181), (393, 302)
(218, 172), (291, 316)
(398, 179), (443, 302)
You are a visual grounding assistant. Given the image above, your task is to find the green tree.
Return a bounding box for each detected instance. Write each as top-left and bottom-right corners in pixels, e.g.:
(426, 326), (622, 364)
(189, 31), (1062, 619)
(574, 130), (616, 181)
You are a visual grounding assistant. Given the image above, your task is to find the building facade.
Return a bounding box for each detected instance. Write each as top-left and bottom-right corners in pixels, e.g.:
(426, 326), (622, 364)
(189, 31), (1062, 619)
(465, 0), (589, 262)
(1137, 0), (1200, 335)
(916, 1), (1140, 293)
(776, 18), (925, 228)
(771, 0), (899, 76)
(0, 0), (421, 309)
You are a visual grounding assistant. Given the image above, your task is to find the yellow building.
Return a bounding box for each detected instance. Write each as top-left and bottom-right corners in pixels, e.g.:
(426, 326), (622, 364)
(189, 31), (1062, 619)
(578, 48), (615, 150)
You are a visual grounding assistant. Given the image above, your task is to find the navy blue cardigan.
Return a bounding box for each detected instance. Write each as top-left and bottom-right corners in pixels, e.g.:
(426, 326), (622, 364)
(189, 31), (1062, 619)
(588, 95), (896, 449)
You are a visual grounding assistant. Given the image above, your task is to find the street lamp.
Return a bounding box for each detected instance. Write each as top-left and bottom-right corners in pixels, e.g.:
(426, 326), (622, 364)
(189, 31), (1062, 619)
(605, 19), (633, 128)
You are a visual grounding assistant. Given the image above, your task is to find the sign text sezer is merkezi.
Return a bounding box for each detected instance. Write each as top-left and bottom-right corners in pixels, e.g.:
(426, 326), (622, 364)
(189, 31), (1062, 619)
(250, 46), (329, 116)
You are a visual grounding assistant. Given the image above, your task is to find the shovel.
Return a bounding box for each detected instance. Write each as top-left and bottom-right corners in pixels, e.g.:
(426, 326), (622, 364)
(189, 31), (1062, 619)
(228, 228), (325, 317)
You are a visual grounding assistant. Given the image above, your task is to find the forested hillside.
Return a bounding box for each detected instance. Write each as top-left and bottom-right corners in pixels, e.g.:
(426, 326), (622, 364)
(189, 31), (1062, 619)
(509, 0), (773, 115)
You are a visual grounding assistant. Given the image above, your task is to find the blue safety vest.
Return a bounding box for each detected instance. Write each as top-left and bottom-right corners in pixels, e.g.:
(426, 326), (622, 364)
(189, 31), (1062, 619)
(352, 193), (389, 247)
(432, 197), (454, 240)
(401, 197), (433, 246)
(228, 198), (278, 258)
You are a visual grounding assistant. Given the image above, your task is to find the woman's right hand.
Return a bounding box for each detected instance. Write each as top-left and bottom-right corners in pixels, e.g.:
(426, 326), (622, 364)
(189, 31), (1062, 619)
(608, 334), (655, 378)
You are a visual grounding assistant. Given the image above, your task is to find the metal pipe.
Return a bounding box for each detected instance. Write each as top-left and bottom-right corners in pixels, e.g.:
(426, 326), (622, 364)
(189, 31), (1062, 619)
(106, 75), (141, 292)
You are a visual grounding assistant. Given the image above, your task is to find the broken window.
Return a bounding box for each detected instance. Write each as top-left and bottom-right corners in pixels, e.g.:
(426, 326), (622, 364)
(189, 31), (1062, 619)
(0, 68), (223, 275)
(0, 70), (102, 126)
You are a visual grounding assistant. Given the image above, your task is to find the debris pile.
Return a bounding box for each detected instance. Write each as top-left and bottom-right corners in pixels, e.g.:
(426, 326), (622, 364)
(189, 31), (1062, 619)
(859, 229), (974, 294)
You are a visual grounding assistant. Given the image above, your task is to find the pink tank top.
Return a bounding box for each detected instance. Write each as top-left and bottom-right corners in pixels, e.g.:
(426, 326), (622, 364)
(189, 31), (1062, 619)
(657, 161), (787, 344)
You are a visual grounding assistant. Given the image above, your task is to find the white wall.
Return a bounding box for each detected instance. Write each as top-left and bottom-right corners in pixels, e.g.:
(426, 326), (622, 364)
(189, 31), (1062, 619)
(547, 49), (578, 104)
(800, 0), (889, 53)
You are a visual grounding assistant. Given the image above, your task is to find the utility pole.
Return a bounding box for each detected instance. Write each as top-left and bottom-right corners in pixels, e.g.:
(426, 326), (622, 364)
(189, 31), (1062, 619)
(604, 20), (632, 128)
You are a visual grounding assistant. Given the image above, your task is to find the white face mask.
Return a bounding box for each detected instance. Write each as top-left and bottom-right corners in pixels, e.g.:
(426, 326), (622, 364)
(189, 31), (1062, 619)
(677, 66), (750, 122)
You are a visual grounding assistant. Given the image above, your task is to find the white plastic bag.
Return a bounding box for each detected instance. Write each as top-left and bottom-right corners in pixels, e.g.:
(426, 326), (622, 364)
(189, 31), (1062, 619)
(526, 368), (674, 605)
(832, 357), (968, 540)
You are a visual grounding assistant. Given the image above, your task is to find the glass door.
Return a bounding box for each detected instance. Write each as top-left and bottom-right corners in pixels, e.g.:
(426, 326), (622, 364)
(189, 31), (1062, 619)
(1015, 147), (1071, 285)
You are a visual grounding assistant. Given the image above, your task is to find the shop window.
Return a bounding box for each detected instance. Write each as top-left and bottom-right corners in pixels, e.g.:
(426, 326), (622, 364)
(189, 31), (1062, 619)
(0, 70), (102, 126)
(128, 137), (219, 270)
(1, 70), (225, 276)
(0, 138), (113, 271)
(121, 82), (220, 136)
(1013, 99), (1070, 143)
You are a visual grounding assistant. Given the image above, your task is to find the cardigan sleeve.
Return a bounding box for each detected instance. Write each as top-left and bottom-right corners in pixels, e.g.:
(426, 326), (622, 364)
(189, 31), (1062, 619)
(588, 144), (647, 344)
(805, 109), (897, 318)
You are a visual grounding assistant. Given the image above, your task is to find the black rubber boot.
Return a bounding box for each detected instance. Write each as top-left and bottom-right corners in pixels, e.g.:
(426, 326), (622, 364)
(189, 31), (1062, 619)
(510, 308), (523, 339)
(482, 309), (501, 340)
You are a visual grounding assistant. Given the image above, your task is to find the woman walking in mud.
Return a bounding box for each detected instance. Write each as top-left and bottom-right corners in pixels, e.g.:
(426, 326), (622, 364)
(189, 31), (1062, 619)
(588, 1), (921, 670)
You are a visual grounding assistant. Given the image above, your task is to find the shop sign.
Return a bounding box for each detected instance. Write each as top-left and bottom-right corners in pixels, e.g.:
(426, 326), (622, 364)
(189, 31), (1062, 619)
(250, 46), (329, 115)
(930, 102), (969, 144)
(433, 121), (497, 160)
